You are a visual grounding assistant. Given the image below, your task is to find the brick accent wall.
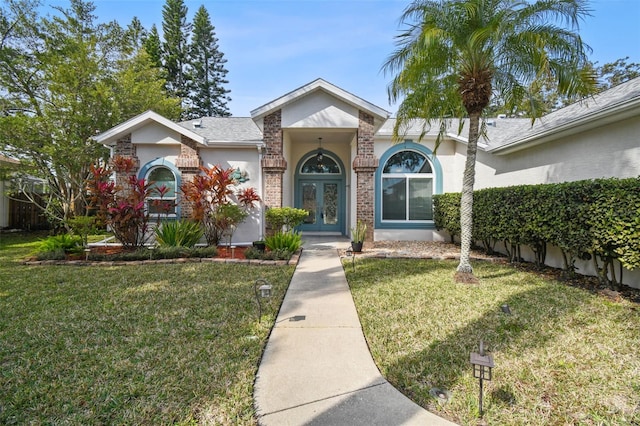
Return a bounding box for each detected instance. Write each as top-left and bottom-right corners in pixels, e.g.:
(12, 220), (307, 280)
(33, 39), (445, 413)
(175, 136), (202, 218)
(113, 133), (139, 191)
(353, 111), (378, 241)
(261, 110), (287, 208)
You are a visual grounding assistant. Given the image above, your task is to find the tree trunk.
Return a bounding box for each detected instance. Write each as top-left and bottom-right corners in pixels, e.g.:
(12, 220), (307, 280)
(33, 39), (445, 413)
(457, 112), (481, 274)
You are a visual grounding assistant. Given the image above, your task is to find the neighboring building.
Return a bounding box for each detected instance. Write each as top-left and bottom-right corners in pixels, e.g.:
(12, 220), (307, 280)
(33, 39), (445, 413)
(0, 155), (19, 228)
(95, 77), (640, 285)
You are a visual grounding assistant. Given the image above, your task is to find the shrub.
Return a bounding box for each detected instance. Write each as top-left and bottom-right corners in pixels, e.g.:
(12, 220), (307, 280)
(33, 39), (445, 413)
(244, 246), (292, 260)
(265, 231), (302, 253)
(350, 220), (367, 243)
(180, 165), (260, 245)
(67, 215), (98, 247)
(155, 220), (203, 248)
(189, 246), (218, 258)
(265, 207), (308, 233)
(36, 234), (83, 254)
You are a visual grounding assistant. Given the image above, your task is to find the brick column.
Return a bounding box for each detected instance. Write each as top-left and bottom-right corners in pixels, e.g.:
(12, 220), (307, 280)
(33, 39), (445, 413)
(261, 110), (287, 208)
(113, 133), (139, 189)
(176, 136), (202, 218)
(353, 111), (378, 241)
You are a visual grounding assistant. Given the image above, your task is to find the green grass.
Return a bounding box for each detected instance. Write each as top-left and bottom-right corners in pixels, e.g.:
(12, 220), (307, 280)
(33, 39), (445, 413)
(345, 258), (640, 426)
(0, 232), (294, 424)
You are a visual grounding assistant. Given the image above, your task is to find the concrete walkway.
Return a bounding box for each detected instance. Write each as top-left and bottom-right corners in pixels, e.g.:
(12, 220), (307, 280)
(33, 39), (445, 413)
(254, 237), (457, 425)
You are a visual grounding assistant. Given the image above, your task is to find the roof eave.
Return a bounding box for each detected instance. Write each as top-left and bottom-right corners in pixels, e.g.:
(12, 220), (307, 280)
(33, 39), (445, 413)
(490, 98), (640, 155)
(250, 78), (390, 123)
(94, 110), (207, 146)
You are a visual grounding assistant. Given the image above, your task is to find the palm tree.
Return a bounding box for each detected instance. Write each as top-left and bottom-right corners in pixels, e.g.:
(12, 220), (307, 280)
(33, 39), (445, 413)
(383, 0), (595, 280)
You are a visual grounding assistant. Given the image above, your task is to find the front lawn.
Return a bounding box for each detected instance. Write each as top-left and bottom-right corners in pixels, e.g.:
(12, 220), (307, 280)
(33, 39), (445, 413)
(0, 232), (294, 424)
(345, 258), (640, 426)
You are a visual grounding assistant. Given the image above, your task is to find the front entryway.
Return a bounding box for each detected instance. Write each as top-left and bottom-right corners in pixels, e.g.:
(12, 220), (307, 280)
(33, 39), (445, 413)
(298, 180), (342, 232)
(295, 151), (345, 234)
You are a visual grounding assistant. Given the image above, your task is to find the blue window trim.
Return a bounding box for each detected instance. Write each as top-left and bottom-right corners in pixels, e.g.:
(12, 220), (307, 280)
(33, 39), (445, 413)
(138, 158), (182, 218)
(375, 141), (443, 230)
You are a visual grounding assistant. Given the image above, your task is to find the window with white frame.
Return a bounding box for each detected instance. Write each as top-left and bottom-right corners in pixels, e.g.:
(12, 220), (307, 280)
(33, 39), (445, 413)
(381, 150), (433, 221)
(146, 166), (177, 216)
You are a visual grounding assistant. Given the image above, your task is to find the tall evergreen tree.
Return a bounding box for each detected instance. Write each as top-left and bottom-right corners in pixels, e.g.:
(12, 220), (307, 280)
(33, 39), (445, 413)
(143, 24), (163, 69)
(162, 0), (190, 108)
(186, 5), (231, 118)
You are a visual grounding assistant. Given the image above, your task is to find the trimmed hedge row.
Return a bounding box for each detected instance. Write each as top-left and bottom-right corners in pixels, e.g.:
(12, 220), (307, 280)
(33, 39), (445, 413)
(433, 177), (640, 288)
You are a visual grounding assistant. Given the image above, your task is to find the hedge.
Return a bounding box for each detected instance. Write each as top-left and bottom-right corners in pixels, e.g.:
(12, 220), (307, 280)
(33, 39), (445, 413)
(433, 177), (640, 288)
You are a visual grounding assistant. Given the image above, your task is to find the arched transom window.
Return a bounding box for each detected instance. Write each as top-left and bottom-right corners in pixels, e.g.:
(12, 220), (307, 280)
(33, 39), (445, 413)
(300, 155), (341, 174)
(381, 150), (433, 221)
(147, 166), (177, 216)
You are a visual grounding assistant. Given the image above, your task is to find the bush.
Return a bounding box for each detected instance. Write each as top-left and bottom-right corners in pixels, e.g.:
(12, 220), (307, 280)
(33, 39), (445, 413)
(434, 177), (640, 288)
(265, 207), (308, 233)
(189, 246), (218, 258)
(155, 220), (203, 248)
(265, 231), (302, 253)
(36, 234), (83, 254)
(244, 246), (292, 261)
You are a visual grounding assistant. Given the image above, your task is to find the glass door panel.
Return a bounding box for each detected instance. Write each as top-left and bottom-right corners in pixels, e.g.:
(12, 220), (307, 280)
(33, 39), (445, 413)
(323, 183), (338, 225)
(302, 182), (317, 224)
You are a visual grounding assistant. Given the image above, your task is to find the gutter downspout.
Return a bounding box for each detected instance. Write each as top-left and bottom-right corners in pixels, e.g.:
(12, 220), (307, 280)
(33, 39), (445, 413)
(258, 144), (265, 239)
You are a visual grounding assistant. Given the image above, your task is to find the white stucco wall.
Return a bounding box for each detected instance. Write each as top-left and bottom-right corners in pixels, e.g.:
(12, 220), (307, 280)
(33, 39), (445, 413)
(474, 117), (640, 188)
(282, 91), (359, 129)
(132, 122), (182, 145)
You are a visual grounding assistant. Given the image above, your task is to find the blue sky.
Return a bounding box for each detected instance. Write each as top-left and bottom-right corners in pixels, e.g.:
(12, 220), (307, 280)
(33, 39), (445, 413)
(47, 0), (640, 116)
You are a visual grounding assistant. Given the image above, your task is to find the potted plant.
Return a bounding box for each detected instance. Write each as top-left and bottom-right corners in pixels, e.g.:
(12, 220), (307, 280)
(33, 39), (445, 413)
(350, 220), (367, 252)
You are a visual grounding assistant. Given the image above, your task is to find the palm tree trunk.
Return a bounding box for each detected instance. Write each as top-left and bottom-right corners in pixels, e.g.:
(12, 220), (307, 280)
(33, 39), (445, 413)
(457, 112), (481, 274)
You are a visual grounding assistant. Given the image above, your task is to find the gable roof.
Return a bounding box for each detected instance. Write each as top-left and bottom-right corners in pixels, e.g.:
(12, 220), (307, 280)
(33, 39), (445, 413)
(250, 78), (390, 126)
(94, 110), (206, 146)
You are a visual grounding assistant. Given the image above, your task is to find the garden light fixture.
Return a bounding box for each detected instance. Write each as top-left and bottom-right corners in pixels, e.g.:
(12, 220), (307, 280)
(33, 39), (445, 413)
(254, 278), (272, 321)
(470, 340), (494, 417)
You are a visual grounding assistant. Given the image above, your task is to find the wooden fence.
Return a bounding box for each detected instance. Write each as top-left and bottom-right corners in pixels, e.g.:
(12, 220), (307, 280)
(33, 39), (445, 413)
(8, 192), (50, 230)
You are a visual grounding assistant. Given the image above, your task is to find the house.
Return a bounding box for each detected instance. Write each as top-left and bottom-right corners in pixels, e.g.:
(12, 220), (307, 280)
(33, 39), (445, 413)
(95, 77), (640, 285)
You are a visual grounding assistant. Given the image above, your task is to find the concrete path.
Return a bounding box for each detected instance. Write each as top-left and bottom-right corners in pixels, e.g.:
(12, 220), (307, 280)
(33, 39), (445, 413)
(254, 237), (457, 425)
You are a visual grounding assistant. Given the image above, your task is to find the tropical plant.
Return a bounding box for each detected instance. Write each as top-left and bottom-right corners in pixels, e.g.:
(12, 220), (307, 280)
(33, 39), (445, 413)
(383, 0), (596, 280)
(87, 156), (167, 249)
(350, 220), (367, 243)
(265, 231), (302, 253)
(36, 234), (83, 254)
(155, 219), (203, 248)
(180, 165), (260, 245)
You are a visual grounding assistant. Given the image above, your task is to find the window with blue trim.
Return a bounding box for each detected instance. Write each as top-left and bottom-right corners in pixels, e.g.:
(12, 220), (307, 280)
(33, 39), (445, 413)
(146, 166), (177, 216)
(381, 150), (434, 222)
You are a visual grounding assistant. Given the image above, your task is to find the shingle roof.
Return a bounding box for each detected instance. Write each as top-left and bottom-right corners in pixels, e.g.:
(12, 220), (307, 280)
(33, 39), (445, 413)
(377, 77), (640, 153)
(179, 117), (263, 143)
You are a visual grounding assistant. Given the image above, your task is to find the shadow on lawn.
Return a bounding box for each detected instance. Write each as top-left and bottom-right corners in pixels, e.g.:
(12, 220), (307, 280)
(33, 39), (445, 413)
(382, 282), (589, 415)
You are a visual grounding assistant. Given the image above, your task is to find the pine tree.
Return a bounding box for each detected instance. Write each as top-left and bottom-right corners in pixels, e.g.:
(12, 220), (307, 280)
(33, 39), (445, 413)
(186, 5), (231, 118)
(143, 24), (163, 69)
(161, 0), (190, 105)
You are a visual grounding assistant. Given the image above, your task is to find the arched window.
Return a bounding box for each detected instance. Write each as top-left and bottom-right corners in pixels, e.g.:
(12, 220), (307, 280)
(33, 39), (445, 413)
(300, 155), (341, 174)
(147, 166), (177, 216)
(381, 149), (434, 222)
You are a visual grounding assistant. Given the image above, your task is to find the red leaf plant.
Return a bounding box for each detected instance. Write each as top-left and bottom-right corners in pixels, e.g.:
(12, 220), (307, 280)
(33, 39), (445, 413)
(87, 156), (167, 249)
(181, 165), (260, 245)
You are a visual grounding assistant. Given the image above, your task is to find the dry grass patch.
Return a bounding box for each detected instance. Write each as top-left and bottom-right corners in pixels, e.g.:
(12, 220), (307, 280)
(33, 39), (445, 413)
(345, 258), (640, 426)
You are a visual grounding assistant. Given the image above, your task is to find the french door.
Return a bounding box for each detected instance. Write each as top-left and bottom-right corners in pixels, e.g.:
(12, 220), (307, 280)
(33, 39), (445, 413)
(298, 179), (342, 232)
